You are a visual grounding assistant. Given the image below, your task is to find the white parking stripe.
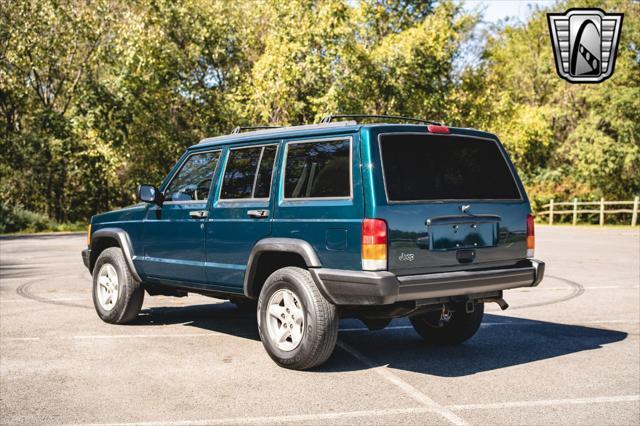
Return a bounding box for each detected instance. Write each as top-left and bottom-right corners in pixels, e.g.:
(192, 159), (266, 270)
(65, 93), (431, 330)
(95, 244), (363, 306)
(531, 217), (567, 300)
(3, 318), (638, 342)
(449, 394), (640, 410)
(2, 333), (222, 342)
(3, 337), (41, 341)
(0, 297), (88, 303)
(337, 340), (469, 426)
(533, 285), (639, 290)
(69, 395), (640, 426)
(70, 407), (440, 426)
(339, 319), (640, 333)
(72, 333), (222, 339)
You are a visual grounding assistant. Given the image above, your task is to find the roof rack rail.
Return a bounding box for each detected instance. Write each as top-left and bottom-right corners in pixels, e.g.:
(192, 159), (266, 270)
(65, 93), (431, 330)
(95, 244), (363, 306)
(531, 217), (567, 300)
(320, 114), (440, 126)
(231, 126), (281, 134)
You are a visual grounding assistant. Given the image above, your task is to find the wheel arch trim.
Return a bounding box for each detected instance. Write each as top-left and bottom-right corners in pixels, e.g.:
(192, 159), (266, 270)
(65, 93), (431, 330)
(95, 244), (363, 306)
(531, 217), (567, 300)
(243, 238), (321, 298)
(91, 228), (143, 282)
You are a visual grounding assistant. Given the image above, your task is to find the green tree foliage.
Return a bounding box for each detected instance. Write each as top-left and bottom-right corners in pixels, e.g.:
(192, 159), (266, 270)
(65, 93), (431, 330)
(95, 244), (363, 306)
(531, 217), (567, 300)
(0, 0), (638, 230)
(457, 0), (639, 207)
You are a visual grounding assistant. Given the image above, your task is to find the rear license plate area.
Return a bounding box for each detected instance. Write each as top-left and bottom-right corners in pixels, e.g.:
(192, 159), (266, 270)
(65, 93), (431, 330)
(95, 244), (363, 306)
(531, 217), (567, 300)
(429, 222), (497, 251)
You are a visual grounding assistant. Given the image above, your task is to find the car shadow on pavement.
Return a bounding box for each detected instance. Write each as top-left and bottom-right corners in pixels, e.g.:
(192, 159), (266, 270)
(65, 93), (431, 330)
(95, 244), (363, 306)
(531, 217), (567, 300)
(323, 313), (629, 377)
(133, 303), (628, 377)
(136, 302), (262, 340)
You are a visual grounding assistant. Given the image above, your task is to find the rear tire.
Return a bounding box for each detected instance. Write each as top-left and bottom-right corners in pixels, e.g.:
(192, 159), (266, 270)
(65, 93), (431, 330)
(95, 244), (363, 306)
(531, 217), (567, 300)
(257, 267), (338, 370)
(92, 247), (144, 324)
(410, 303), (484, 345)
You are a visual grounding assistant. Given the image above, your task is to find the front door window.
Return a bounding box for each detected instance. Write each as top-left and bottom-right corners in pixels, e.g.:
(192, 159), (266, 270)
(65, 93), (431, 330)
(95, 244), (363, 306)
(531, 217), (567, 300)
(164, 151), (220, 202)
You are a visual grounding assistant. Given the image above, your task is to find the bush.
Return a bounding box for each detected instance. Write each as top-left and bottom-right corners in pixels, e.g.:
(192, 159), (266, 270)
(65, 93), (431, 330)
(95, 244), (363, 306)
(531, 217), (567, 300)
(0, 202), (55, 233)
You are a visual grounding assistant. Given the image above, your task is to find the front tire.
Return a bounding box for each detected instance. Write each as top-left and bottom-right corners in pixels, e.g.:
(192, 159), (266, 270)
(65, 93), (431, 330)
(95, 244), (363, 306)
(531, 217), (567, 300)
(257, 267), (338, 370)
(410, 303), (484, 345)
(92, 247), (144, 324)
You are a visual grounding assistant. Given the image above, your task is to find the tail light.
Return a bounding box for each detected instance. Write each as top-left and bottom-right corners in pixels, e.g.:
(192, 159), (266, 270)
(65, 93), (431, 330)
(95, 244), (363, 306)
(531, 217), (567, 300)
(427, 124), (450, 133)
(87, 223), (91, 246)
(526, 214), (535, 258)
(362, 218), (387, 271)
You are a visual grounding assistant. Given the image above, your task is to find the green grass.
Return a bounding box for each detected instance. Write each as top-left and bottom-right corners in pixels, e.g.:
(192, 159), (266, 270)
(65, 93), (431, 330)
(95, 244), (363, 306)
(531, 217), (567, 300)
(1, 222), (86, 235)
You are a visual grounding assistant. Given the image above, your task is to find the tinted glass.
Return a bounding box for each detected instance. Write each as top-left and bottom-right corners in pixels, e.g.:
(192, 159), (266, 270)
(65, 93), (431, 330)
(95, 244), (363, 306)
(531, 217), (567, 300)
(379, 134), (521, 201)
(164, 151), (220, 202)
(220, 144), (278, 199)
(221, 146), (262, 199)
(284, 139), (350, 198)
(254, 145), (277, 198)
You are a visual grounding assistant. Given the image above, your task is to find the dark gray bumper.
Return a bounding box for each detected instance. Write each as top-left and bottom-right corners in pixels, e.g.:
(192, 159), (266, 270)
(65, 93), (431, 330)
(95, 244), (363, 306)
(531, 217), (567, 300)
(81, 248), (90, 269)
(310, 259), (545, 305)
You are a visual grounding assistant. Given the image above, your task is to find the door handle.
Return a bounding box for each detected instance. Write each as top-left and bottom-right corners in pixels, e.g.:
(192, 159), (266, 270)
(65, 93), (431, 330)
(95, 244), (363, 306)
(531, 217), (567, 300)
(189, 210), (209, 219)
(247, 209), (269, 219)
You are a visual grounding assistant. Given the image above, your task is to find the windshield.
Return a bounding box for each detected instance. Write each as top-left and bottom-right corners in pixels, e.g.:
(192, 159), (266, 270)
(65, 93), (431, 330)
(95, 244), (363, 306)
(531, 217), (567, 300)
(379, 134), (521, 201)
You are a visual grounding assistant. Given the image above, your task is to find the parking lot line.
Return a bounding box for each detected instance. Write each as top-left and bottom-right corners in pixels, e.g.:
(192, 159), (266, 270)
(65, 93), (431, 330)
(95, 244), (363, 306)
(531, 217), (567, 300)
(448, 394), (640, 410)
(337, 340), (470, 426)
(69, 395), (640, 426)
(70, 407), (440, 426)
(72, 333), (223, 339)
(338, 319), (640, 333)
(2, 318), (637, 342)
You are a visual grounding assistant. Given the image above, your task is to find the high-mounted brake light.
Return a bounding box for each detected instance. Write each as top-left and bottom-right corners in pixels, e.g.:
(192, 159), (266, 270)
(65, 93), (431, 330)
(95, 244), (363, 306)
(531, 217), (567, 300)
(362, 218), (387, 271)
(427, 124), (450, 134)
(526, 214), (535, 258)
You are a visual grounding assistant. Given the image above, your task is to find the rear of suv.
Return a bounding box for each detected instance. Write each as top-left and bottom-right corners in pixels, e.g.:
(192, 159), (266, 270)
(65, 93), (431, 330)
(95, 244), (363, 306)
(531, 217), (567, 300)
(82, 115), (544, 370)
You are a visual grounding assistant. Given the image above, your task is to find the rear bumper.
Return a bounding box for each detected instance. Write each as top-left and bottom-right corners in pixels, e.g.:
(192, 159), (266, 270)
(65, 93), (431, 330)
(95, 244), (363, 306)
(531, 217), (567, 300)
(310, 259), (545, 305)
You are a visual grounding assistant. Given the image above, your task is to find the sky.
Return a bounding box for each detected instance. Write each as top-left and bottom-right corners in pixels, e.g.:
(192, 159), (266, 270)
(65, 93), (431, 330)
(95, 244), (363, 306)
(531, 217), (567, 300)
(463, 0), (559, 24)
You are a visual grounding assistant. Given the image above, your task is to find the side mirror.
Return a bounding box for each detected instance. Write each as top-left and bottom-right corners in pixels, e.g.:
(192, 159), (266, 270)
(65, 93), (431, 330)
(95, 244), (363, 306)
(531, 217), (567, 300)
(137, 184), (164, 206)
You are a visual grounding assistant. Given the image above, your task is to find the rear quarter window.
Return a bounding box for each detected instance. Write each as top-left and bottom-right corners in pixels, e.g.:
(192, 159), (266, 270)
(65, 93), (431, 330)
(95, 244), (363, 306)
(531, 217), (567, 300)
(283, 138), (351, 199)
(379, 134), (521, 201)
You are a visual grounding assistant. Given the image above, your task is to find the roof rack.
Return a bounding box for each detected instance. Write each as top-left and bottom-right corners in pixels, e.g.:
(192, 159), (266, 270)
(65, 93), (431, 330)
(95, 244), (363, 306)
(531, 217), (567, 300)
(231, 125), (281, 134)
(320, 114), (441, 126)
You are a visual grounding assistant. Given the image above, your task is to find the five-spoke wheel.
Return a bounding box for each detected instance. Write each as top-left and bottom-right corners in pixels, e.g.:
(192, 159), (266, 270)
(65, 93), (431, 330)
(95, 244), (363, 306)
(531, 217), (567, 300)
(96, 263), (120, 311)
(266, 288), (305, 351)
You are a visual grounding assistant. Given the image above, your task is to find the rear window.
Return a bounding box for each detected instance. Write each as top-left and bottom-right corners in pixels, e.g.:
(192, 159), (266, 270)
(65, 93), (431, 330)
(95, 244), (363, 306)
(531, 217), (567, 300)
(379, 134), (521, 201)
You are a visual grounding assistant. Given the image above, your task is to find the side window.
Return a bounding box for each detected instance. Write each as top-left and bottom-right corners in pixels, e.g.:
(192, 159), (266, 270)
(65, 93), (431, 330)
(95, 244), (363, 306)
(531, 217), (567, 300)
(284, 139), (351, 199)
(220, 144), (278, 200)
(164, 151), (220, 202)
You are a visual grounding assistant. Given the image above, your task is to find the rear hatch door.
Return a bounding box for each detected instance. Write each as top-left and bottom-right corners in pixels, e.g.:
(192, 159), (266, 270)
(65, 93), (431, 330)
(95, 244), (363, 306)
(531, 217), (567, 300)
(373, 131), (529, 275)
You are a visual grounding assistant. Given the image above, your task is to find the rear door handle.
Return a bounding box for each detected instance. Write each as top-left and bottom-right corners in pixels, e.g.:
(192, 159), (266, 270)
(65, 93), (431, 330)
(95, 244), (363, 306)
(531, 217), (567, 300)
(189, 210), (209, 219)
(247, 209), (269, 219)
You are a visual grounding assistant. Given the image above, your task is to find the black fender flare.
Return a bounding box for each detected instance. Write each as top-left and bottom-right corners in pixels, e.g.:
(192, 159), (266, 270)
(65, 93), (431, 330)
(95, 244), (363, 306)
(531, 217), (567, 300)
(243, 238), (321, 298)
(91, 228), (143, 283)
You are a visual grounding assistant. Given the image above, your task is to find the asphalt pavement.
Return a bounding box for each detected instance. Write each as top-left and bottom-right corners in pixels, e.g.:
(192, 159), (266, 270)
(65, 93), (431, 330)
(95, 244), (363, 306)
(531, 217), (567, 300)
(0, 226), (638, 425)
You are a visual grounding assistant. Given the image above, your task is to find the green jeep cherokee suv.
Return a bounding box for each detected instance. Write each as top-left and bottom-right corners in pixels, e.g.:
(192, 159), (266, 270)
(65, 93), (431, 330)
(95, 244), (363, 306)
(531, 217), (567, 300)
(82, 115), (544, 370)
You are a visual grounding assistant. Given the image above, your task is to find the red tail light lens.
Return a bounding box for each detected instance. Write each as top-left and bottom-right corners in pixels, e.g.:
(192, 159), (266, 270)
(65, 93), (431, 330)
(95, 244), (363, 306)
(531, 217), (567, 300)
(427, 124), (450, 133)
(526, 214), (535, 257)
(362, 218), (387, 270)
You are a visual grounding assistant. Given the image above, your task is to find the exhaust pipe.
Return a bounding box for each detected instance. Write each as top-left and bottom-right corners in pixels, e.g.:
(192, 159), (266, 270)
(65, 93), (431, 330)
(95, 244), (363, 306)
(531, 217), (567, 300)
(494, 298), (509, 310)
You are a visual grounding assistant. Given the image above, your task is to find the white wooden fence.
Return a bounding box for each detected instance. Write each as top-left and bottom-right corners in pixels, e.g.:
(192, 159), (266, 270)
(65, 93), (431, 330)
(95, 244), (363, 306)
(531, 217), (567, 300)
(537, 197), (639, 226)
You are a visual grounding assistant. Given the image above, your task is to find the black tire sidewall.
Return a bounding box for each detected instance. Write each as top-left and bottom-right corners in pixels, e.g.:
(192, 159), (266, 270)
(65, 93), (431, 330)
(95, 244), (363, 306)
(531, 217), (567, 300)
(92, 247), (134, 323)
(257, 270), (319, 367)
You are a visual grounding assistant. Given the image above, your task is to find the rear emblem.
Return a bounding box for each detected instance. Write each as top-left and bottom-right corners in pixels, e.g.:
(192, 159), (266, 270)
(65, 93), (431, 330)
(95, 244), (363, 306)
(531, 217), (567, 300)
(460, 204), (471, 213)
(399, 253), (415, 262)
(547, 8), (623, 83)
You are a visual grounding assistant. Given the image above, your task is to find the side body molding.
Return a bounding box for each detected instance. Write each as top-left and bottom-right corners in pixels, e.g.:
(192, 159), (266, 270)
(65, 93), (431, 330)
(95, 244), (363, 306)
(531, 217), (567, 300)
(91, 228), (143, 283)
(243, 238), (321, 298)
